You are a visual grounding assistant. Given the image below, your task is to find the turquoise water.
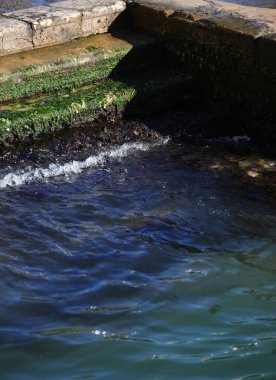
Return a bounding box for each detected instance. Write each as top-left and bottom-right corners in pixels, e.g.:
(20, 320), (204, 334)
(0, 139), (275, 379)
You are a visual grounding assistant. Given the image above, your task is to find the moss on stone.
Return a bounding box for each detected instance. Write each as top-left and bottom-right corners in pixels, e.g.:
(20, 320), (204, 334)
(0, 32), (186, 152)
(0, 79), (136, 148)
(0, 49), (130, 102)
(85, 46), (104, 53)
(129, 4), (276, 141)
(0, 63), (189, 150)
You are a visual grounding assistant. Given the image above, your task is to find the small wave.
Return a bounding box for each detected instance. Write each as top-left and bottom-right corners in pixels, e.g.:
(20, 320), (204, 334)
(0, 138), (169, 189)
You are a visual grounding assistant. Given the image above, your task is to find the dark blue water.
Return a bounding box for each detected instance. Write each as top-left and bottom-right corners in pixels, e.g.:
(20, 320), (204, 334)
(0, 0), (59, 12)
(0, 139), (275, 379)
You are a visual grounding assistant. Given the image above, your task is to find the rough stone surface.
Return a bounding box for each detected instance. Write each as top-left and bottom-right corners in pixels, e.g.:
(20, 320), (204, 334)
(132, 0), (276, 34)
(4, 6), (83, 48)
(83, 2), (126, 36)
(129, 1), (276, 139)
(0, 16), (33, 56)
(52, 0), (126, 36)
(129, 1), (276, 76)
(52, 0), (125, 11)
(1, 0), (126, 53)
(0, 0), (275, 56)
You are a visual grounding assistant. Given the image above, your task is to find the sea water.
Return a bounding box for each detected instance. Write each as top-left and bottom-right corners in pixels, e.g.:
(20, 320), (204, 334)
(0, 138), (275, 379)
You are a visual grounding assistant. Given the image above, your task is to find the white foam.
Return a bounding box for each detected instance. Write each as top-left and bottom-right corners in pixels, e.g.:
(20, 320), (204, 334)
(0, 138), (169, 189)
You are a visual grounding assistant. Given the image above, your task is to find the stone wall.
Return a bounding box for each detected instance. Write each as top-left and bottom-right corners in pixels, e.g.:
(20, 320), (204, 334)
(128, 2), (276, 140)
(0, 0), (126, 56)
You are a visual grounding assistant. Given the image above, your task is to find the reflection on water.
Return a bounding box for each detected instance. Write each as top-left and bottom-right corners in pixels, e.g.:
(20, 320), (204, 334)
(0, 140), (275, 379)
(0, 0), (58, 12)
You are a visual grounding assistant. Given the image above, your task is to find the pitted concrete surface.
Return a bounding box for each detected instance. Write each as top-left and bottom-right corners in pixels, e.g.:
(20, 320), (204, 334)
(0, 0), (275, 57)
(132, 0), (276, 34)
(207, 0), (276, 33)
(0, 0), (126, 55)
(0, 32), (136, 74)
(50, 0), (126, 36)
(0, 16), (33, 56)
(4, 6), (83, 47)
(130, 0), (276, 74)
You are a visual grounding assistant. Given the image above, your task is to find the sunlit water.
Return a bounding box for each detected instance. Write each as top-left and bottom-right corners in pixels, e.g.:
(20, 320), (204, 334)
(0, 139), (275, 380)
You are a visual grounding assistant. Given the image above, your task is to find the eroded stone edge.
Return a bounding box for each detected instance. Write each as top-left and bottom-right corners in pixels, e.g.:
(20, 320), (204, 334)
(0, 15), (34, 56)
(0, 0), (126, 55)
(129, 2), (276, 76)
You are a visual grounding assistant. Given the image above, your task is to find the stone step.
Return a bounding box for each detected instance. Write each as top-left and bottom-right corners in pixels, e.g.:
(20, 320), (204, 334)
(0, 31), (164, 102)
(0, 0), (126, 56)
(0, 67), (188, 150)
(0, 29), (179, 151)
(128, 1), (276, 141)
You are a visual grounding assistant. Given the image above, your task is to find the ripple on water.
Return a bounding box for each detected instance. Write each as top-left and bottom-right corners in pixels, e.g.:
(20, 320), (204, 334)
(0, 140), (275, 379)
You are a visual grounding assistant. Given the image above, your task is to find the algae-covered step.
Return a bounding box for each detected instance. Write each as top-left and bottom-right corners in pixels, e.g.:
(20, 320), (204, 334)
(0, 31), (188, 151)
(0, 79), (136, 146)
(0, 30), (164, 103)
(0, 31), (173, 151)
(0, 48), (129, 102)
(0, 68), (188, 150)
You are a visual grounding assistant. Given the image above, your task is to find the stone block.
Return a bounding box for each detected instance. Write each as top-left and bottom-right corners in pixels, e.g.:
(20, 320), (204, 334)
(51, 0), (124, 11)
(3, 6), (82, 48)
(0, 16), (33, 56)
(52, 0), (126, 36)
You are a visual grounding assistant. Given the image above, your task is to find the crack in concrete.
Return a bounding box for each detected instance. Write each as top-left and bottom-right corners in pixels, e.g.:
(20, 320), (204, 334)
(0, 13), (35, 52)
(29, 22), (36, 49)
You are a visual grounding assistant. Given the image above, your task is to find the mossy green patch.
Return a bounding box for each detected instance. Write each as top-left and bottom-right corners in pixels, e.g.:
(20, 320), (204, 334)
(0, 79), (136, 148)
(129, 4), (276, 141)
(86, 46), (104, 53)
(0, 63), (189, 151)
(0, 49), (130, 103)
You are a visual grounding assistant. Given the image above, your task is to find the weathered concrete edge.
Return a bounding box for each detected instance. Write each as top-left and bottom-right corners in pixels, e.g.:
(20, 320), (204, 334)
(126, 2), (275, 141)
(129, 2), (276, 76)
(0, 0), (275, 75)
(0, 0), (126, 56)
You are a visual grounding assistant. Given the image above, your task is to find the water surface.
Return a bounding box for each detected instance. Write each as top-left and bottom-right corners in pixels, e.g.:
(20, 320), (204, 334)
(0, 139), (275, 379)
(0, 0), (58, 12)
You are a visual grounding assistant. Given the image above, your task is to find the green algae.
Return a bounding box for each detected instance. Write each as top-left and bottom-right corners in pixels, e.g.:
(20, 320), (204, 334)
(0, 64), (189, 150)
(0, 79), (136, 147)
(0, 32), (180, 151)
(0, 49), (130, 102)
(85, 46), (104, 53)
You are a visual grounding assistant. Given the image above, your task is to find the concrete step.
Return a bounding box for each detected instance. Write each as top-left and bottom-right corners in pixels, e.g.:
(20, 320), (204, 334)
(0, 31), (164, 102)
(0, 30), (185, 151)
(128, 1), (276, 140)
(0, 69), (189, 151)
(0, 0), (126, 56)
